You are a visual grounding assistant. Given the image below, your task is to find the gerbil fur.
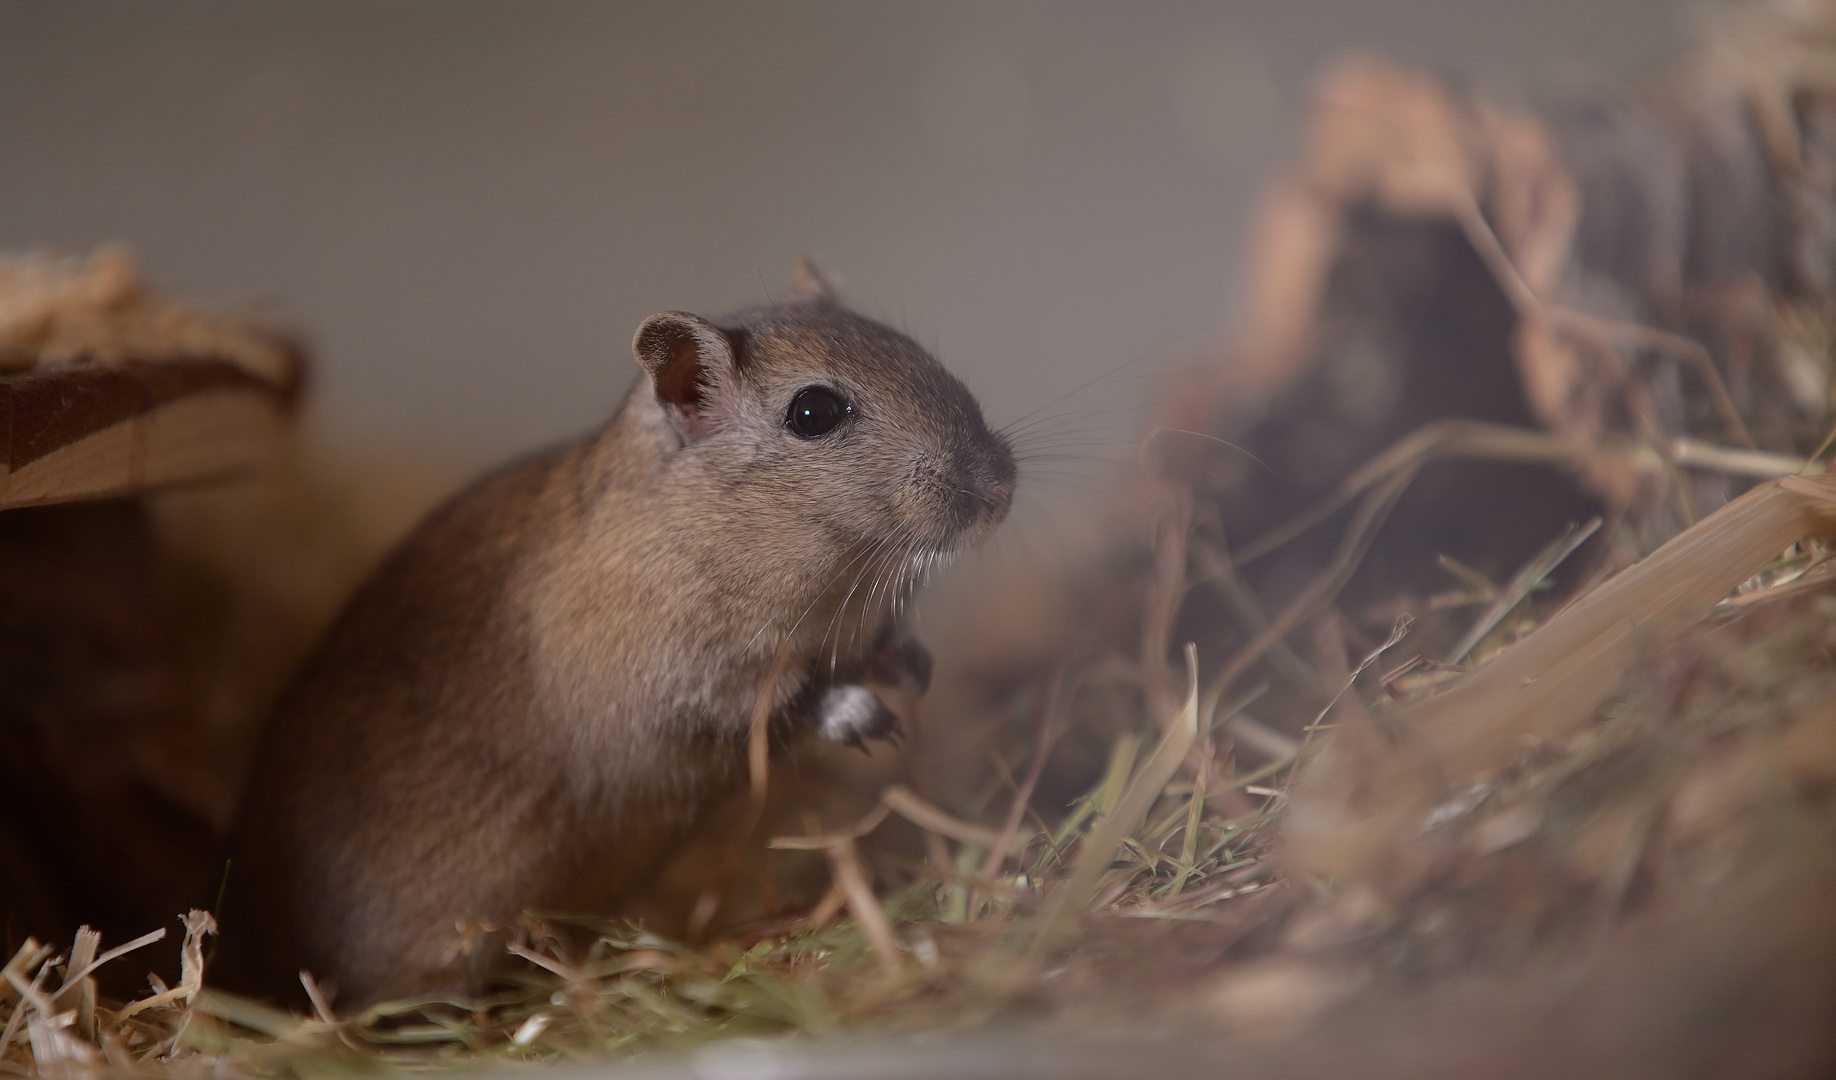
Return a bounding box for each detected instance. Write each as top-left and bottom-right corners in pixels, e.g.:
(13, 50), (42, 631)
(218, 264), (1014, 1004)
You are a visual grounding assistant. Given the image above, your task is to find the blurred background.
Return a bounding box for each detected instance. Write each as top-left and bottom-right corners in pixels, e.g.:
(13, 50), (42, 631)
(0, 0), (1691, 472)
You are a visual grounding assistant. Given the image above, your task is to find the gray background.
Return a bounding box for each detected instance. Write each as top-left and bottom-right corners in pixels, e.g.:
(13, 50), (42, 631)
(0, 0), (1690, 470)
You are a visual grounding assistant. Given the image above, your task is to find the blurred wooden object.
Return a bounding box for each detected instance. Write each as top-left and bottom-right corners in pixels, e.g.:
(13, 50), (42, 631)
(0, 247), (304, 984)
(0, 357), (301, 510)
(0, 246), (303, 509)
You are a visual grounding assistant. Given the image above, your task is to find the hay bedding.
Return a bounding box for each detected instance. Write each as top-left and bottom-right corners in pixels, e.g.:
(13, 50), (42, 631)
(8, 3), (1836, 1076)
(0, 247), (293, 384)
(7, 461), (1836, 1079)
(5, 481), (1835, 1078)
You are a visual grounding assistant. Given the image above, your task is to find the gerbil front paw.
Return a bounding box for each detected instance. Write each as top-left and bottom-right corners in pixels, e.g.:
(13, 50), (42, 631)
(817, 684), (904, 753)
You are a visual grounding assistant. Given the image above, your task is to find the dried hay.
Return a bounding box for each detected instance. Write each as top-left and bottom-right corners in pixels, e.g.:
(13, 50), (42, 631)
(3, 451), (1833, 1077)
(0, 246), (295, 387)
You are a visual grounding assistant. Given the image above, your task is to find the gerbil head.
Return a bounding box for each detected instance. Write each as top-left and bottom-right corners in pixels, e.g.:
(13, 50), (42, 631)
(629, 267), (1014, 560)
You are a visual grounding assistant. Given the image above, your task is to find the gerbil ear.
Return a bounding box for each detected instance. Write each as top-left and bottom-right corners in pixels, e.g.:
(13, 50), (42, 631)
(632, 311), (735, 444)
(790, 255), (840, 303)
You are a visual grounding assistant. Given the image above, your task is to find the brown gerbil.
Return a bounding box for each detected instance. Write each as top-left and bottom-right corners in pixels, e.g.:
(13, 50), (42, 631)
(217, 263), (1014, 1005)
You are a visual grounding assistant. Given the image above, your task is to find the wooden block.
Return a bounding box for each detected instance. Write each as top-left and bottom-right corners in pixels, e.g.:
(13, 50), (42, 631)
(0, 355), (302, 511)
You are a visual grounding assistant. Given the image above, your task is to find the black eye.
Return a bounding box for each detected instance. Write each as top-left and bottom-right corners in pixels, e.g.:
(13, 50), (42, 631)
(786, 386), (853, 438)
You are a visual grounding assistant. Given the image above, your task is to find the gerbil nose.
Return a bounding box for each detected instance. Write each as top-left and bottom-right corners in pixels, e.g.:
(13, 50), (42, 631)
(956, 434), (1017, 524)
(956, 476), (1005, 522)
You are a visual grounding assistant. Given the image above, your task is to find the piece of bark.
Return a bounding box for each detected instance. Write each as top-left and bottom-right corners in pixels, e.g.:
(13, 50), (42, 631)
(0, 248), (305, 986)
(0, 246), (303, 510)
(0, 358), (301, 511)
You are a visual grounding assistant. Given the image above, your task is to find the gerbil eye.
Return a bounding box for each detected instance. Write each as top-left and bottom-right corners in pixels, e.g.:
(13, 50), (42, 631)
(786, 386), (853, 439)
